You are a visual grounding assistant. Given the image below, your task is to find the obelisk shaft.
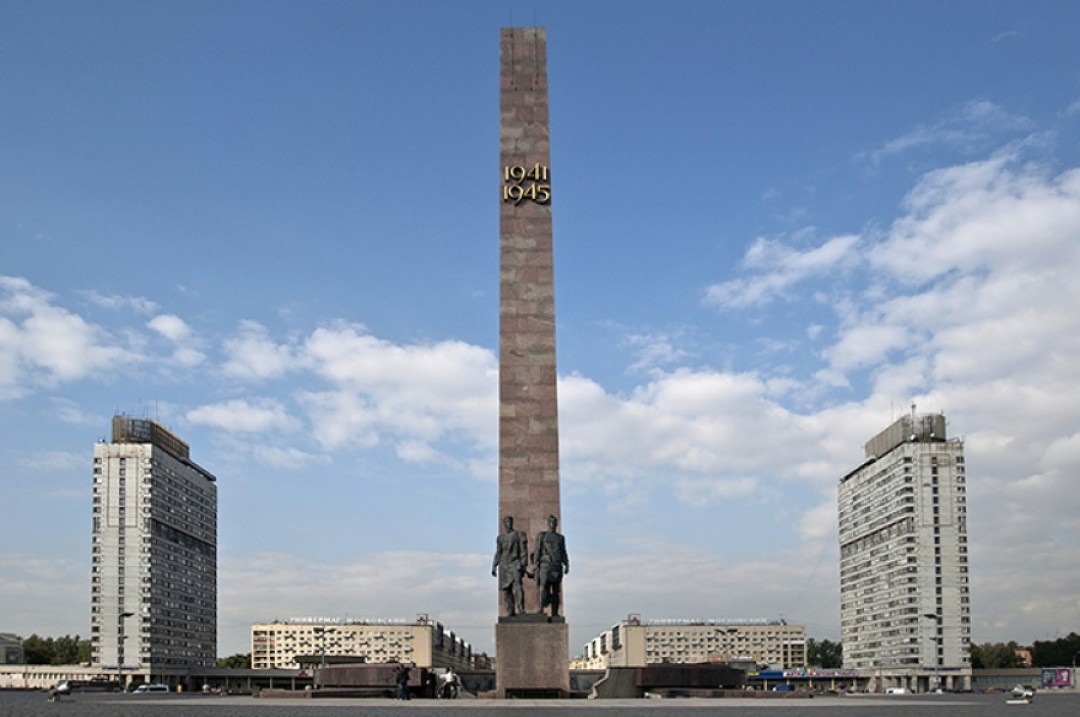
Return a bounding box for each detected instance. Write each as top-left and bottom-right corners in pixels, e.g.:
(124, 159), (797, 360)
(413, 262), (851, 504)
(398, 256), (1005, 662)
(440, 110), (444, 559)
(498, 26), (560, 619)
(496, 27), (569, 698)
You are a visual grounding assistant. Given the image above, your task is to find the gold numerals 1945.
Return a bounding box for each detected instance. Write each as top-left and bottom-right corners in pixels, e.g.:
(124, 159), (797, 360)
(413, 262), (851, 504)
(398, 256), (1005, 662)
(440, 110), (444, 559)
(503, 163), (551, 205)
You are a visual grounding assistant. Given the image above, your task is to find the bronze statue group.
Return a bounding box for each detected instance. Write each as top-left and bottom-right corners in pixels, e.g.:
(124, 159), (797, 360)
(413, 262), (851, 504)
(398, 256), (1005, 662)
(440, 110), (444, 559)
(491, 514), (569, 618)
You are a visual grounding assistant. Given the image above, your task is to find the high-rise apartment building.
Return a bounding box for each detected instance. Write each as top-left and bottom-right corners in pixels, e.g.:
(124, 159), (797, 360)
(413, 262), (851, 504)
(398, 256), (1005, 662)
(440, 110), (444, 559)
(838, 412), (971, 692)
(91, 416), (217, 677)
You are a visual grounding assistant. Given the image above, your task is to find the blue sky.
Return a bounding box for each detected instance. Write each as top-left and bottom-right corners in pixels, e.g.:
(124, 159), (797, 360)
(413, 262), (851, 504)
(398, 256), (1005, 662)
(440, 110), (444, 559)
(3, 0), (1080, 659)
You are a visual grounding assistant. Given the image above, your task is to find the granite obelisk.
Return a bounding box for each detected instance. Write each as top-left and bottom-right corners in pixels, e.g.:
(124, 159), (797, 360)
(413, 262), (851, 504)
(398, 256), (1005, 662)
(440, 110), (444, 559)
(495, 26), (569, 698)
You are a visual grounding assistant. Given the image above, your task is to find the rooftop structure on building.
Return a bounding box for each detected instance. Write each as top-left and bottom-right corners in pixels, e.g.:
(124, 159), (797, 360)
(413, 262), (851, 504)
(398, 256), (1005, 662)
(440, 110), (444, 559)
(91, 416), (217, 677)
(575, 617), (807, 671)
(838, 410), (972, 692)
(251, 616), (487, 671)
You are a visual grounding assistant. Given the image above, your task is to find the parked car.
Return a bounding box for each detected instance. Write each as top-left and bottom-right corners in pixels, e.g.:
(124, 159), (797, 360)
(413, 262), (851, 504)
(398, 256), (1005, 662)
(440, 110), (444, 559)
(134, 684), (170, 693)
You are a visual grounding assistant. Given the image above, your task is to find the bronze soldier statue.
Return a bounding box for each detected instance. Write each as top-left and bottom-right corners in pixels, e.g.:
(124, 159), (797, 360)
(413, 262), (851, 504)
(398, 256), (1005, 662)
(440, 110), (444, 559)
(491, 516), (528, 616)
(532, 514), (569, 617)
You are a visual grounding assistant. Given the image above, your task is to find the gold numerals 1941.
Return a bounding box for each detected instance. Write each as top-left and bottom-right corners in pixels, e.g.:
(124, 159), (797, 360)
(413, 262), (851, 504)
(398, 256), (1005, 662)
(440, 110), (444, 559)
(503, 163), (551, 205)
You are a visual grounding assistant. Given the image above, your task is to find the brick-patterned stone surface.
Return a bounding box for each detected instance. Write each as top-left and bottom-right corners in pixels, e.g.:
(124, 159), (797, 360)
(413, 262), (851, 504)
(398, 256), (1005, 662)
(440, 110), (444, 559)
(498, 26), (562, 619)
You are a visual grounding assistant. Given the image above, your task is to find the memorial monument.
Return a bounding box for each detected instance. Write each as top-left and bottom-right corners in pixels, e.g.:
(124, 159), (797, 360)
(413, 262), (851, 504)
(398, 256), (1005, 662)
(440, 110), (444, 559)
(495, 26), (570, 698)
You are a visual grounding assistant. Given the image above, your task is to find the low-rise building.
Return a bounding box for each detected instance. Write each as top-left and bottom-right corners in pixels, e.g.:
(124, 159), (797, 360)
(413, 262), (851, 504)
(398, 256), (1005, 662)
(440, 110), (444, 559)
(577, 617), (807, 670)
(251, 617), (479, 671)
(0, 634), (23, 665)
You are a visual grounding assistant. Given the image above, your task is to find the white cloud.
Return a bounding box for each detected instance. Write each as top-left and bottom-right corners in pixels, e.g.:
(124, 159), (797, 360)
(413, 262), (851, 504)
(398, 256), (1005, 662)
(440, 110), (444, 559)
(186, 398), (300, 434)
(558, 370), (832, 492)
(299, 323), (498, 452)
(298, 390), (380, 450)
(870, 155), (1080, 284)
(50, 398), (101, 426)
(395, 439), (449, 464)
(222, 320), (300, 380)
(148, 314), (192, 342)
(822, 323), (913, 373)
(797, 501), (839, 542)
(623, 330), (692, 374)
(0, 276), (141, 397)
(704, 233), (859, 309)
(860, 99), (1034, 166)
(673, 475), (761, 507)
(766, 151), (1080, 410)
(148, 314), (205, 367)
(0, 317), (26, 399)
(82, 290), (159, 314)
(250, 445), (330, 470)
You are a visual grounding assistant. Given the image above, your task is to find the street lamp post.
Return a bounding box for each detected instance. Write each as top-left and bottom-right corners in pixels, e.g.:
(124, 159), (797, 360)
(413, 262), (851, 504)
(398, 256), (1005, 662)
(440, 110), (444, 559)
(312, 627), (327, 689)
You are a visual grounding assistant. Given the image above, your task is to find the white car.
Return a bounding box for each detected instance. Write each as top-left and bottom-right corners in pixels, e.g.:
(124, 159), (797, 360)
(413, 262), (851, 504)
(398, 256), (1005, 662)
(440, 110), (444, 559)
(885, 687), (910, 695)
(134, 684), (170, 693)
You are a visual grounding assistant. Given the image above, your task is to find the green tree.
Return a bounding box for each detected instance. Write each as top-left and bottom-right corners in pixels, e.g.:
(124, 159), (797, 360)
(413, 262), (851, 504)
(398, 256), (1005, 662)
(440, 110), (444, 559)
(19, 634), (92, 665)
(970, 641), (1023, 669)
(1031, 632), (1080, 667)
(970, 642), (985, 669)
(51, 635), (82, 665)
(217, 653), (252, 669)
(806, 638), (843, 668)
(77, 638), (92, 664)
(22, 634), (52, 664)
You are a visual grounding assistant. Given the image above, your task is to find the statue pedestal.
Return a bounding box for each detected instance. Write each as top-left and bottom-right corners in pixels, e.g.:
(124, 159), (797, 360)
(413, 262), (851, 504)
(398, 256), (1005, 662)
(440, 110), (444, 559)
(495, 616), (569, 698)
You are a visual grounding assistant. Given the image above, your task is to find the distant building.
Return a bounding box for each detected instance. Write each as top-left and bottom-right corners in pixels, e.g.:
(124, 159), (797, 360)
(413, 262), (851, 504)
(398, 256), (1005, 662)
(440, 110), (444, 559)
(0, 634), (22, 664)
(91, 416), (218, 676)
(251, 617), (482, 671)
(838, 411), (972, 692)
(576, 617), (807, 670)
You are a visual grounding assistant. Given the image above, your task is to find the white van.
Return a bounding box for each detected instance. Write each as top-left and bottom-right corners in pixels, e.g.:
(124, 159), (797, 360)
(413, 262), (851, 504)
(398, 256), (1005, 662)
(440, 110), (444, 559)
(134, 684), (170, 693)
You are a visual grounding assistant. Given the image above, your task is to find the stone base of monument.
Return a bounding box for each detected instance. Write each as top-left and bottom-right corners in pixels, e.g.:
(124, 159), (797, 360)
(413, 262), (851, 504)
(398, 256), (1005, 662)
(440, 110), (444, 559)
(495, 616), (569, 698)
